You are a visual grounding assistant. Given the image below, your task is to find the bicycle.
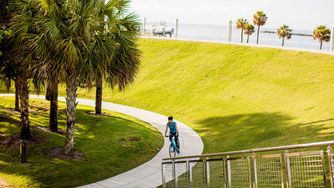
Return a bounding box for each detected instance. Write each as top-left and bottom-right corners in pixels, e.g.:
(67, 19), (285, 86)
(165, 135), (180, 158)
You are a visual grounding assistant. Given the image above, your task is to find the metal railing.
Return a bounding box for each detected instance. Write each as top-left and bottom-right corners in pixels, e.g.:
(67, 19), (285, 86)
(161, 140), (334, 188)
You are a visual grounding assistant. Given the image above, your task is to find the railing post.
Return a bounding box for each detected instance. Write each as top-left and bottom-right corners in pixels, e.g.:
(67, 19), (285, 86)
(226, 156), (231, 188)
(328, 146), (334, 188)
(223, 158), (227, 188)
(162, 163), (166, 188)
(172, 161), (177, 188)
(202, 160), (206, 187)
(279, 154), (284, 188)
(252, 153), (258, 188)
(321, 150), (327, 188)
(187, 160), (192, 188)
(205, 158), (210, 188)
(285, 150), (292, 188)
(247, 156), (252, 188)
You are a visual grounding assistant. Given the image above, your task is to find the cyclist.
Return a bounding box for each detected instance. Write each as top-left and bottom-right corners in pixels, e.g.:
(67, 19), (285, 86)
(164, 116), (180, 150)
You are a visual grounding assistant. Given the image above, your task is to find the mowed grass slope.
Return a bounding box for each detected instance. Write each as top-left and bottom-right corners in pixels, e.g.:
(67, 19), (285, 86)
(87, 39), (334, 153)
(2, 38), (334, 154)
(0, 97), (163, 187)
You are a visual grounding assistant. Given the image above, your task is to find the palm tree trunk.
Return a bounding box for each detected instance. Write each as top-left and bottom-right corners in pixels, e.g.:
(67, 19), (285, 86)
(247, 34), (250, 43)
(95, 77), (102, 115)
(49, 77), (58, 132)
(256, 26), (260, 44)
(320, 40), (323, 50)
(64, 75), (77, 155)
(45, 82), (51, 101)
(282, 38), (285, 47)
(94, 0), (105, 116)
(240, 29), (243, 43)
(14, 78), (20, 112)
(18, 76), (30, 140)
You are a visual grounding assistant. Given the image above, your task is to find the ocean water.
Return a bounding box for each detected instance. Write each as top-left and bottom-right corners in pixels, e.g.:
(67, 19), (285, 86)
(146, 22), (331, 51)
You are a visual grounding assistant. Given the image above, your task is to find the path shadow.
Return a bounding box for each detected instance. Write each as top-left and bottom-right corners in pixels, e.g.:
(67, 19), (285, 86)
(196, 112), (334, 153)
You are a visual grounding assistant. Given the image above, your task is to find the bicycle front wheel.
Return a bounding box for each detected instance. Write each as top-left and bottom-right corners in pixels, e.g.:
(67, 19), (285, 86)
(169, 144), (176, 158)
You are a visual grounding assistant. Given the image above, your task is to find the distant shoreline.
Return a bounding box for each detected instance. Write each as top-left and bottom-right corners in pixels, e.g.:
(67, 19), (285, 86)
(262, 30), (313, 37)
(140, 36), (334, 56)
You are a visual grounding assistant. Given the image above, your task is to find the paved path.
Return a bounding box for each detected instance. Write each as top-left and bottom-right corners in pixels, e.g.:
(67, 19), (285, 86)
(0, 94), (204, 188)
(141, 36), (334, 56)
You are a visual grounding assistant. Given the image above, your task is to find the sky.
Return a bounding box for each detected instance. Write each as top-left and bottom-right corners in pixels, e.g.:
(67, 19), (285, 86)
(130, 0), (334, 30)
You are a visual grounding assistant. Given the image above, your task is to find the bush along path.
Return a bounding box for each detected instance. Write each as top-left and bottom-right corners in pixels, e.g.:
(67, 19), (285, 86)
(0, 94), (204, 188)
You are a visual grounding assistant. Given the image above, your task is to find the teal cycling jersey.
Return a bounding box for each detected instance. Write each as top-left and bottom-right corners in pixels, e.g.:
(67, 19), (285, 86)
(167, 122), (177, 133)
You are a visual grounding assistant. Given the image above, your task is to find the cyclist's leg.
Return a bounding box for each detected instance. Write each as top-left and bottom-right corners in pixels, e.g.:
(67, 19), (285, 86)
(175, 135), (179, 149)
(169, 134), (173, 142)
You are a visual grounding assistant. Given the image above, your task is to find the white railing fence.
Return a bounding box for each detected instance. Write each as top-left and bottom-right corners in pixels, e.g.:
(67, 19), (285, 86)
(162, 141), (334, 188)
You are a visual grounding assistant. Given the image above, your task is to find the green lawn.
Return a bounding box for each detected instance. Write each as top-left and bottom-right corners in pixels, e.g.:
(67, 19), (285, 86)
(0, 97), (163, 187)
(2, 38), (334, 155)
(54, 38), (334, 154)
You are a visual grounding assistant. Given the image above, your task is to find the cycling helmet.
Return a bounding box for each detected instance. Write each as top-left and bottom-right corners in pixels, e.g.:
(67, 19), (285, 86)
(168, 116), (173, 120)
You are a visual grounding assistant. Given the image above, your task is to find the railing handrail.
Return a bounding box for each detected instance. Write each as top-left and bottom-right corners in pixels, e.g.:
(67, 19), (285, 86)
(163, 140), (334, 161)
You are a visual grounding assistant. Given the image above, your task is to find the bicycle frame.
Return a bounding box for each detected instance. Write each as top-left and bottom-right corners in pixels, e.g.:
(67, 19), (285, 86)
(170, 136), (177, 152)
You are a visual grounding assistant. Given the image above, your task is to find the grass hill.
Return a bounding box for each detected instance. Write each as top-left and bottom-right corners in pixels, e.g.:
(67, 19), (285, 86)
(2, 38), (334, 155)
(73, 38), (334, 154)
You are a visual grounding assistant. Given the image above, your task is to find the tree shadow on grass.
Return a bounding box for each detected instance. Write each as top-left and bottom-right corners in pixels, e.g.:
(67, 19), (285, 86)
(0, 107), (163, 187)
(196, 112), (334, 153)
(0, 111), (21, 135)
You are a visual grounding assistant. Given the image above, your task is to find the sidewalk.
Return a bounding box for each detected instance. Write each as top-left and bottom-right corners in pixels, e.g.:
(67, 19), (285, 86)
(141, 36), (334, 56)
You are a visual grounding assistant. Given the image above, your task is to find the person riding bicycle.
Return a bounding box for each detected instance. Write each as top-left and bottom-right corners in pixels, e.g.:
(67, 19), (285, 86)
(164, 116), (180, 150)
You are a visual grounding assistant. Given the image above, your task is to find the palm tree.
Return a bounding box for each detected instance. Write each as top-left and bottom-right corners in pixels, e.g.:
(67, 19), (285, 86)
(5, 46), (32, 140)
(0, 0), (20, 112)
(8, 36), (44, 143)
(244, 24), (255, 43)
(313, 25), (330, 50)
(0, 44), (21, 113)
(277, 25), (292, 46)
(94, 0), (140, 115)
(236, 18), (248, 43)
(253, 11), (267, 44)
(12, 0), (140, 155)
(0, 59), (20, 112)
(11, 0), (99, 153)
(1, 0), (34, 143)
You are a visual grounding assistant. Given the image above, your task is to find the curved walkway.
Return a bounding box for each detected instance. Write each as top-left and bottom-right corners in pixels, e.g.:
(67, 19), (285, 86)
(0, 94), (204, 188)
(141, 36), (334, 56)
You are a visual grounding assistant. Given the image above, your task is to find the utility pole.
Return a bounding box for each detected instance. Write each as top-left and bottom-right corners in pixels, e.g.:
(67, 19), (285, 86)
(175, 18), (179, 38)
(227, 20), (232, 42)
(143, 17), (147, 35)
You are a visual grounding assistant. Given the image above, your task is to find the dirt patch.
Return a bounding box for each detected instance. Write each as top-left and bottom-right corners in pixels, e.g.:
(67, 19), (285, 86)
(120, 136), (141, 142)
(0, 132), (48, 147)
(129, 136), (141, 141)
(49, 147), (85, 160)
(32, 126), (65, 135)
(85, 111), (111, 117)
